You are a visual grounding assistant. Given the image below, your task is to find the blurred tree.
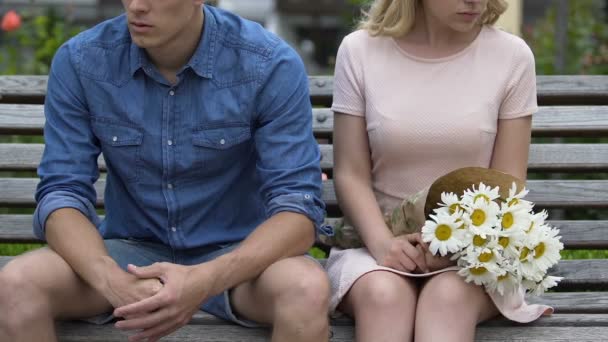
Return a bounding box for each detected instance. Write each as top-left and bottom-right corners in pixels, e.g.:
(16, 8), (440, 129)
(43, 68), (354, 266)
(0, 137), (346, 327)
(525, 0), (608, 75)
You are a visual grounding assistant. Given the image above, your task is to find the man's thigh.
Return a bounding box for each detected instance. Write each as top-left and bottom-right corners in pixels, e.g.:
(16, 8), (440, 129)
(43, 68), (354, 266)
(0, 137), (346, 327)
(229, 255), (327, 324)
(1, 247), (111, 320)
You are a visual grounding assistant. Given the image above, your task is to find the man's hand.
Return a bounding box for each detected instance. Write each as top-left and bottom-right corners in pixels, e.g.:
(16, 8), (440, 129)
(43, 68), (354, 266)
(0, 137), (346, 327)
(375, 233), (430, 273)
(113, 262), (216, 342)
(98, 257), (164, 310)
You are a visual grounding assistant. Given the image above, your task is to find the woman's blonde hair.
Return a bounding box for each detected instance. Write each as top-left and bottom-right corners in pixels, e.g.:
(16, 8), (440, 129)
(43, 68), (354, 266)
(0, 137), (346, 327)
(358, 0), (508, 37)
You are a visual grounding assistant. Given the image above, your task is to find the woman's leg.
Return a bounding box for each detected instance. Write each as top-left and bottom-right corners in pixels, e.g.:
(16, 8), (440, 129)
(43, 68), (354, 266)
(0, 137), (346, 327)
(340, 271), (419, 342)
(414, 271), (499, 342)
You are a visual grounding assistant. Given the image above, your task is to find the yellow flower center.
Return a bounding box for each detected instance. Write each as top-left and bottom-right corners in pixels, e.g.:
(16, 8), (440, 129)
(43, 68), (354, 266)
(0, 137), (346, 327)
(474, 194), (490, 203)
(470, 267), (487, 275)
(508, 198), (519, 207)
(520, 247), (531, 262)
(471, 209), (486, 226)
(502, 212), (514, 229)
(473, 235), (487, 247)
(478, 252), (493, 263)
(449, 203), (462, 214)
(534, 243), (546, 259)
(435, 224), (452, 241)
(455, 219), (466, 229)
(526, 222), (535, 233)
(499, 237), (510, 248)
(498, 274), (509, 281)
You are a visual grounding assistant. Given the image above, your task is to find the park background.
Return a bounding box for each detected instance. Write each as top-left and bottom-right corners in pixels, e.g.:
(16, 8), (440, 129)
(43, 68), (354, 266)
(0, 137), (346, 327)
(0, 0), (606, 260)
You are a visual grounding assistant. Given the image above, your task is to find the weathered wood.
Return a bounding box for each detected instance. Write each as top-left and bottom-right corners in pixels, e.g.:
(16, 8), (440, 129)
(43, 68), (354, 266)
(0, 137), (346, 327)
(48, 319), (608, 341)
(4, 143), (607, 173)
(3, 215), (608, 248)
(2, 178), (608, 209)
(308, 75), (608, 106)
(2, 75), (608, 105)
(4, 105), (608, 138)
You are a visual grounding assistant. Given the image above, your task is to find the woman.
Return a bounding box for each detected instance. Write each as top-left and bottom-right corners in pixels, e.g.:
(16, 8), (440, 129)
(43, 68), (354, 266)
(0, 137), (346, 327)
(327, 0), (552, 341)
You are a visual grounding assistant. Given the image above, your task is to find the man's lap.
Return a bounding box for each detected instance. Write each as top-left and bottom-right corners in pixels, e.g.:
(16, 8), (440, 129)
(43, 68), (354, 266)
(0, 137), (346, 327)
(83, 238), (261, 327)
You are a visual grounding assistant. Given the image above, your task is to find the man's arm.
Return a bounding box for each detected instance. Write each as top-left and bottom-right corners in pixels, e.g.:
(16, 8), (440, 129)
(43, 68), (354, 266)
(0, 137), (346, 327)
(37, 43), (161, 307)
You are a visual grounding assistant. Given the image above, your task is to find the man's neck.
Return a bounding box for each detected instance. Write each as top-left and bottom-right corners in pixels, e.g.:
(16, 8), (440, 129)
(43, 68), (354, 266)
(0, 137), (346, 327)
(146, 7), (205, 83)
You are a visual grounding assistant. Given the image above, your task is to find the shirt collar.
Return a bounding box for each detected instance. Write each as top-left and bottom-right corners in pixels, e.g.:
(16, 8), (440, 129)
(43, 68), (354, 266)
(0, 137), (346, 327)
(129, 5), (217, 79)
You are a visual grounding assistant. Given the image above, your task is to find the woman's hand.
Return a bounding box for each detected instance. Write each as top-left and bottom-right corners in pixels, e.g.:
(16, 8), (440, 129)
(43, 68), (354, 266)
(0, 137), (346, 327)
(375, 233), (430, 273)
(416, 244), (457, 272)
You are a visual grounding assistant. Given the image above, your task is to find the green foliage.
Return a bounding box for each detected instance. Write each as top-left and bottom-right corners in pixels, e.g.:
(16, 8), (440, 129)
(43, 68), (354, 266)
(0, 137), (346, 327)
(0, 243), (44, 256)
(524, 0), (608, 75)
(0, 8), (84, 75)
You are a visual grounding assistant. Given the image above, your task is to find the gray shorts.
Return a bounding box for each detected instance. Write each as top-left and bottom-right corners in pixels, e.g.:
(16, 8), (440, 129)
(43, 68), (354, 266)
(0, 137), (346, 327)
(83, 239), (260, 328)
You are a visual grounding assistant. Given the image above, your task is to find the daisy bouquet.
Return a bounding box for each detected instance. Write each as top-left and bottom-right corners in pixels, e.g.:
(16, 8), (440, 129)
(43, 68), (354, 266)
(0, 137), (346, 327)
(421, 182), (564, 296)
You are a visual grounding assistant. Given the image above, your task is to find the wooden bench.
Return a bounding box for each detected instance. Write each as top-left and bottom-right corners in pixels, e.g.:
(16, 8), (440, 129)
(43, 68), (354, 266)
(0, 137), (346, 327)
(1, 75), (608, 341)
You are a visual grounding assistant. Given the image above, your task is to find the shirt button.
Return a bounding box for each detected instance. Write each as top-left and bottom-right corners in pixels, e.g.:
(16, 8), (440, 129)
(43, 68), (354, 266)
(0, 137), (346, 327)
(304, 194), (312, 200)
(167, 140), (173, 146)
(171, 227), (177, 232)
(220, 139), (226, 145)
(112, 136), (118, 142)
(167, 183), (174, 190)
(169, 90), (175, 96)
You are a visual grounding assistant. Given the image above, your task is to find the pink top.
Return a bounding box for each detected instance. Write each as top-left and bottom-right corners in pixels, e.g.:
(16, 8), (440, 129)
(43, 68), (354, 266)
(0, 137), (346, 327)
(331, 26), (538, 214)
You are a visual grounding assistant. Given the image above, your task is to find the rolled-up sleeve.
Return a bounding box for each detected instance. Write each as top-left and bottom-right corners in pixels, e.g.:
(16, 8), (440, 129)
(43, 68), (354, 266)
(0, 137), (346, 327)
(254, 41), (330, 236)
(33, 42), (101, 240)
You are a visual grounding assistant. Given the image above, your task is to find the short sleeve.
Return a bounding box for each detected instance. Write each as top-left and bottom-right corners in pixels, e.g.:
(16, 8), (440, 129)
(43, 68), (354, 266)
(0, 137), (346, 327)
(499, 41), (538, 119)
(331, 33), (365, 116)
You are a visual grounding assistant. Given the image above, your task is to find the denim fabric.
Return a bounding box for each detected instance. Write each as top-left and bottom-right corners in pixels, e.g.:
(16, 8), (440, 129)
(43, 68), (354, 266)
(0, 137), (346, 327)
(34, 5), (330, 249)
(82, 239), (261, 327)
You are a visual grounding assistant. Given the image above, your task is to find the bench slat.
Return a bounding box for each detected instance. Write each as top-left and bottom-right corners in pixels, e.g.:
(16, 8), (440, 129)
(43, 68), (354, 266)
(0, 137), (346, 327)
(3, 75), (608, 105)
(48, 321), (608, 341)
(309, 75), (608, 106)
(3, 143), (607, 172)
(3, 105), (608, 137)
(1, 257), (606, 289)
(2, 178), (608, 209)
(2, 214), (607, 248)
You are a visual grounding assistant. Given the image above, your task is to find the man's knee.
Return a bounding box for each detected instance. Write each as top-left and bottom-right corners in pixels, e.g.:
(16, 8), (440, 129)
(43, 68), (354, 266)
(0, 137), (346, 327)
(274, 259), (330, 315)
(0, 266), (53, 332)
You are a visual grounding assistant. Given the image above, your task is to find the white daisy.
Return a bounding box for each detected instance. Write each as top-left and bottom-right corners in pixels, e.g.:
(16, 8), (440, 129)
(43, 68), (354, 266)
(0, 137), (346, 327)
(530, 276), (563, 296)
(496, 230), (526, 259)
(487, 271), (521, 296)
(530, 225), (564, 272)
(434, 192), (465, 215)
(458, 262), (502, 286)
(526, 210), (548, 234)
(463, 198), (500, 232)
(499, 203), (531, 232)
(421, 212), (466, 257)
(462, 182), (500, 205)
(505, 182), (533, 211)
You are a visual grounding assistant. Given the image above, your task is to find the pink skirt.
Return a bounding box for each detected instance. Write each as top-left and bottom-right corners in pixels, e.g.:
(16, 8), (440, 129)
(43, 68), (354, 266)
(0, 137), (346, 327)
(326, 247), (554, 323)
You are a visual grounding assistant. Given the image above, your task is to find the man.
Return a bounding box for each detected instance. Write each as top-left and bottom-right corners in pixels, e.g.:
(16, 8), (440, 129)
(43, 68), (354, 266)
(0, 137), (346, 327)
(0, 1), (331, 341)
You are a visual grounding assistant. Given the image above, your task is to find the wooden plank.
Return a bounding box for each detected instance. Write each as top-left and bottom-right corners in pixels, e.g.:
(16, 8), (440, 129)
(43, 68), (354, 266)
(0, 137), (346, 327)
(3, 104), (608, 137)
(0, 76), (47, 104)
(2, 75), (608, 105)
(1, 256), (606, 290)
(2, 142), (608, 173)
(2, 215), (607, 248)
(318, 144), (608, 173)
(49, 318), (608, 341)
(2, 178), (608, 209)
(0, 144), (106, 171)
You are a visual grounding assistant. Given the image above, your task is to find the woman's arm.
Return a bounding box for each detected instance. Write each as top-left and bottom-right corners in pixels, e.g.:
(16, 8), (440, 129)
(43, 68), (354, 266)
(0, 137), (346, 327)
(333, 113), (427, 272)
(490, 116), (533, 181)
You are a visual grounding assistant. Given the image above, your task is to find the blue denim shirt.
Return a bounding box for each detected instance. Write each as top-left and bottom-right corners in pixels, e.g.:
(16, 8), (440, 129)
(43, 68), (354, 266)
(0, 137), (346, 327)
(34, 5), (328, 250)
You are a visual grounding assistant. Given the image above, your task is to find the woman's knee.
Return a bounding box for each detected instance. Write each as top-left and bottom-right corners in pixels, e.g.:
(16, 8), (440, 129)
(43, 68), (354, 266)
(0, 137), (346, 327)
(419, 272), (493, 317)
(349, 271), (418, 310)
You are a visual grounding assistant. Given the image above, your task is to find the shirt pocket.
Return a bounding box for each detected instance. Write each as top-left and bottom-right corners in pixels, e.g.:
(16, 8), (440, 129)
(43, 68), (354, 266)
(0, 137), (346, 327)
(91, 119), (143, 183)
(192, 123), (252, 176)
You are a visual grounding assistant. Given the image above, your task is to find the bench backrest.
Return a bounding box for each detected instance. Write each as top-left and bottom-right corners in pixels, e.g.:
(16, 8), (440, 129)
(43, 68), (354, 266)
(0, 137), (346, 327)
(1, 75), (607, 294)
